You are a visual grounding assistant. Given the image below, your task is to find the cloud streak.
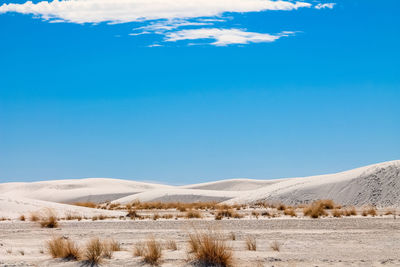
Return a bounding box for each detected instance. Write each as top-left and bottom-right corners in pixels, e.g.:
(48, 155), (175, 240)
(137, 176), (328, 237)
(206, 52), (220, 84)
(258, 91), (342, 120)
(165, 28), (294, 46)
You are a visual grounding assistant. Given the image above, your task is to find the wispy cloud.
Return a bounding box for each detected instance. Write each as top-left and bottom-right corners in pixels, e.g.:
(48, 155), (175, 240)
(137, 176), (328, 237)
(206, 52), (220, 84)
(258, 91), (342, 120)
(315, 3), (335, 9)
(165, 28), (295, 46)
(0, 0), (335, 46)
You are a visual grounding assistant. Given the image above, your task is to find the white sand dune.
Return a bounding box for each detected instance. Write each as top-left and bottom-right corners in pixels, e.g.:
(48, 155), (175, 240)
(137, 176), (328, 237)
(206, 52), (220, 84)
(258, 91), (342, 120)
(1, 160), (399, 211)
(115, 188), (241, 203)
(225, 160), (400, 207)
(0, 178), (173, 203)
(0, 195), (124, 219)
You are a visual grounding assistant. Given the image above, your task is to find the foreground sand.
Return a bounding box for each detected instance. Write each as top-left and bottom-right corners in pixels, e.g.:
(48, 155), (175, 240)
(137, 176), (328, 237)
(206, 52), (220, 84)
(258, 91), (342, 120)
(0, 217), (399, 266)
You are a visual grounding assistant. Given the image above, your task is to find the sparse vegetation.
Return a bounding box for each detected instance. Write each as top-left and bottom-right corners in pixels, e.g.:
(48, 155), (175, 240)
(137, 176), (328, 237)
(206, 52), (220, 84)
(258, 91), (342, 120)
(47, 236), (81, 261)
(39, 210), (59, 228)
(215, 209), (243, 220)
(84, 238), (104, 265)
(142, 237), (162, 265)
(284, 208), (296, 217)
(245, 236), (256, 251)
(165, 239), (178, 250)
(185, 210), (203, 219)
(362, 207), (377, 217)
(19, 215), (26, 221)
(303, 200), (331, 218)
(188, 230), (233, 267)
(270, 241), (281, 251)
(332, 208), (343, 217)
(72, 202), (98, 208)
(344, 207), (357, 216)
(134, 242), (145, 257)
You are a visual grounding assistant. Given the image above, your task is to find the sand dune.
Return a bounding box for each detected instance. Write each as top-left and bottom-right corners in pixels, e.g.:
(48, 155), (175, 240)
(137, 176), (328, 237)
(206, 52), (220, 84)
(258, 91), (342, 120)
(0, 195), (124, 219)
(1, 160), (399, 211)
(0, 178), (172, 203)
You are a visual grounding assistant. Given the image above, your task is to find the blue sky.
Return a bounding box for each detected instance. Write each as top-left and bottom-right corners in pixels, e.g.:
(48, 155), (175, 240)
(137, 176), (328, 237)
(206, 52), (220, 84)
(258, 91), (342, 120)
(0, 0), (399, 184)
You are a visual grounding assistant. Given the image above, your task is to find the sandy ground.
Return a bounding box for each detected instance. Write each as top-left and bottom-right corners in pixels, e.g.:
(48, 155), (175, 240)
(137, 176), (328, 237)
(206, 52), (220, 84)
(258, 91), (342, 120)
(0, 217), (399, 266)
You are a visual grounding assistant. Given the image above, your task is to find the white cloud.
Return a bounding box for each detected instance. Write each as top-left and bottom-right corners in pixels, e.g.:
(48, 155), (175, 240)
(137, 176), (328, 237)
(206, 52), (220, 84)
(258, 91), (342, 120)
(164, 28), (295, 46)
(0, 0), (335, 46)
(315, 3), (335, 9)
(0, 0), (312, 24)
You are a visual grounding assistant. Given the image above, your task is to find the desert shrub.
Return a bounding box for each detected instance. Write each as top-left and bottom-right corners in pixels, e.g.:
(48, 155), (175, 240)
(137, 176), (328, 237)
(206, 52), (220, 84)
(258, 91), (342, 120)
(143, 238), (162, 265)
(47, 236), (81, 260)
(362, 207), (377, 217)
(127, 209), (142, 219)
(102, 243), (113, 259)
(185, 210), (202, 219)
(162, 214), (174, 219)
(245, 236), (256, 251)
(261, 211), (270, 217)
(19, 215), (25, 221)
(317, 199), (335, 209)
(188, 231), (233, 267)
(152, 213), (160, 220)
(30, 213), (40, 222)
(84, 238), (104, 265)
(332, 209), (343, 218)
(134, 242), (145, 257)
(72, 202), (97, 208)
(40, 211), (59, 228)
(165, 239), (178, 250)
(344, 207), (357, 216)
(277, 203), (286, 211)
(270, 241), (281, 252)
(106, 239), (121, 251)
(283, 208), (296, 217)
(303, 201), (328, 218)
(215, 209), (243, 220)
(251, 211), (259, 219)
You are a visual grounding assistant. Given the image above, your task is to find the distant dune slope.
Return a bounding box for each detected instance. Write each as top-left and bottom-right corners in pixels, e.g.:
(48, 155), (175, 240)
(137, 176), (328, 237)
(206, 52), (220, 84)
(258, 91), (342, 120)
(225, 160), (400, 207)
(114, 188), (241, 204)
(180, 178), (287, 191)
(0, 195), (124, 219)
(0, 178), (173, 203)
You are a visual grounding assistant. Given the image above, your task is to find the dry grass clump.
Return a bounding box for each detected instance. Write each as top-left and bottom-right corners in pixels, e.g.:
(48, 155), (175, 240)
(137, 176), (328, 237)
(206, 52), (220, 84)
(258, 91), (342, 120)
(185, 210), (203, 219)
(40, 211), (59, 228)
(152, 213), (160, 220)
(162, 214), (174, 219)
(362, 207), (377, 217)
(106, 239), (122, 252)
(29, 213), (40, 222)
(344, 207), (357, 216)
(165, 239), (178, 250)
(317, 199), (335, 209)
(126, 200), (243, 212)
(19, 215), (26, 221)
(270, 241), (281, 252)
(142, 238), (162, 265)
(277, 203), (287, 211)
(251, 211), (260, 219)
(72, 202), (98, 208)
(245, 236), (256, 251)
(188, 231), (234, 267)
(303, 200), (331, 218)
(127, 209), (143, 219)
(84, 238), (104, 264)
(47, 236), (81, 260)
(134, 242), (145, 257)
(332, 208), (343, 218)
(215, 209), (243, 220)
(283, 208), (296, 217)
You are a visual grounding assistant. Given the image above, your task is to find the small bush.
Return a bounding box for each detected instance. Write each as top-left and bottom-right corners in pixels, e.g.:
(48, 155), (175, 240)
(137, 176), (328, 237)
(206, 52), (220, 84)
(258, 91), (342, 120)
(283, 208), (296, 217)
(30, 213), (39, 222)
(277, 204), (286, 211)
(344, 207), (357, 216)
(303, 201), (328, 218)
(332, 209), (343, 218)
(251, 211), (259, 219)
(84, 238), (104, 265)
(19, 215), (26, 221)
(143, 238), (162, 265)
(215, 209), (243, 220)
(245, 236), (256, 251)
(165, 239), (177, 250)
(47, 236), (81, 261)
(270, 241), (281, 252)
(188, 231), (233, 267)
(134, 242), (145, 257)
(362, 207), (377, 217)
(185, 210), (202, 219)
(40, 211), (59, 228)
